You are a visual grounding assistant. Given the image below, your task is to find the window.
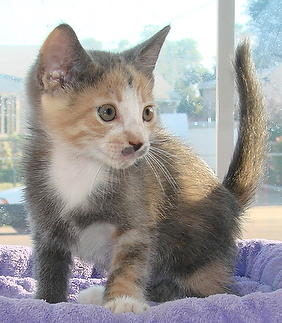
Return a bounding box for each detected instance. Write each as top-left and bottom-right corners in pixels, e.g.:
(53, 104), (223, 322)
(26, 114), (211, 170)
(0, 0), (281, 245)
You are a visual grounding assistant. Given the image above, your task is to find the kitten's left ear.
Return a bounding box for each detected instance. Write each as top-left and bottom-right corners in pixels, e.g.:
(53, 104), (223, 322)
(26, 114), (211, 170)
(123, 25), (171, 77)
(38, 24), (92, 95)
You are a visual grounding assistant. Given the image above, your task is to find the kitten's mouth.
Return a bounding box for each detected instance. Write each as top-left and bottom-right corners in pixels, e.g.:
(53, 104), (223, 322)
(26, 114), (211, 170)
(121, 142), (143, 157)
(115, 143), (148, 169)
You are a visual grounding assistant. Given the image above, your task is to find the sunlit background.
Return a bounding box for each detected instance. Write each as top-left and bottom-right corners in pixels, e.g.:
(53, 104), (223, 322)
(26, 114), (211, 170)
(0, 0), (281, 245)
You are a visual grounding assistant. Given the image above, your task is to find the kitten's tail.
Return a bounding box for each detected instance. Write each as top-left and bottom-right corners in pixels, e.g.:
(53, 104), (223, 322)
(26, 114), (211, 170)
(222, 40), (268, 208)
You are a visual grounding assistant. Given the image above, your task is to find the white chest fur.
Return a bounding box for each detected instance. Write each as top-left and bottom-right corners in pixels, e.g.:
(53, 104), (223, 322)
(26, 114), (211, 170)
(50, 146), (107, 209)
(73, 223), (115, 271)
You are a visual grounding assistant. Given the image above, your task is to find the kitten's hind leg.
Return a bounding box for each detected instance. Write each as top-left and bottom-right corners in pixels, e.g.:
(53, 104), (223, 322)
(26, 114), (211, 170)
(176, 260), (233, 298)
(146, 279), (182, 302)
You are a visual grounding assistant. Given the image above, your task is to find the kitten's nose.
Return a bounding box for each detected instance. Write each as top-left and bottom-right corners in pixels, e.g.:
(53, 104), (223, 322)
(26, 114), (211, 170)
(129, 141), (143, 152)
(121, 141), (143, 157)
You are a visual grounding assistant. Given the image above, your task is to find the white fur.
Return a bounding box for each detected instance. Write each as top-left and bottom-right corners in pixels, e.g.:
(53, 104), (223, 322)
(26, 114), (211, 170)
(77, 285), (105, 305)
(50, 144), (107, 209)
(104, 296), (149, 314)
(78, 287), (149, 314)
(73, 223), (115, 270)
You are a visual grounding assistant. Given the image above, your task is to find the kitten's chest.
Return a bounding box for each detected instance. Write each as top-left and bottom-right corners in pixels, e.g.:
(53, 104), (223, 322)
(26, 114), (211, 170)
(50, 146), (107, 209)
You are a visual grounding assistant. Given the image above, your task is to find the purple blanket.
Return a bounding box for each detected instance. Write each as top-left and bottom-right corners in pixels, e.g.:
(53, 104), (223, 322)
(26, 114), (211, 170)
(0, 239), (282, 322)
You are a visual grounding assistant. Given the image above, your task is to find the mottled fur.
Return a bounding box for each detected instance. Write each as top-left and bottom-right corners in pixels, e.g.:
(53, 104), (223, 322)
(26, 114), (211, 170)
(23, 24), (267, 314)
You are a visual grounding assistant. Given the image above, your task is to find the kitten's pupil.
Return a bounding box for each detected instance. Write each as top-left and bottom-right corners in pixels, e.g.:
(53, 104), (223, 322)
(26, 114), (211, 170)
(98, 104), (116, 121)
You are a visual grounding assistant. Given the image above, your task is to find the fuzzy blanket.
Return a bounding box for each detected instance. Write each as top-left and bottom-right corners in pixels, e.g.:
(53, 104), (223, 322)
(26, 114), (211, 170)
(0, 239), (282, 322)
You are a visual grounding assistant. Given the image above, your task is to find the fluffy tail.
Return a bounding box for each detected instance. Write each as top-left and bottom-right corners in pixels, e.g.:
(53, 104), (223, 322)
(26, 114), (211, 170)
(222, 40), (268, 207)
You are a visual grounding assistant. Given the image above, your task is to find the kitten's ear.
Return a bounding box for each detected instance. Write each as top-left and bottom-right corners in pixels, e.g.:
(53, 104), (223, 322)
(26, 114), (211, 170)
(38, 24), (91, 95)
(124, 25), (170, 76)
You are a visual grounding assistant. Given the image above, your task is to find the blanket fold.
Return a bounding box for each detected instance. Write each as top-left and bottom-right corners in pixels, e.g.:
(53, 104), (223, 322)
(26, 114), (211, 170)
(0, 239), (282, 322)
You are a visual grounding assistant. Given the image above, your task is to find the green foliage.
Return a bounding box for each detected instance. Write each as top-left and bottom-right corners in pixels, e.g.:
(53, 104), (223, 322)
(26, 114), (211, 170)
(0, 138), (22, 184)
(0, 141), (14, 183)
(81, 38), (103, 50)
(245, 1), (282, 188)
(246, 0), (282, 68)
(116, 39), (131, 51)
(156, 37), (215, 119)
(140, 25), (160, 41)
(268, 136), (282, 186)
(156, 38), (203, 86)
(269, 122), (282, 142)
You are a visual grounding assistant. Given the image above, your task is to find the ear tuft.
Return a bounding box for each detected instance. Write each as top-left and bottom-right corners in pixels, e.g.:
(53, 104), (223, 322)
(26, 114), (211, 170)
(123, 25), (170, 77)
(39, 24), (91, 94)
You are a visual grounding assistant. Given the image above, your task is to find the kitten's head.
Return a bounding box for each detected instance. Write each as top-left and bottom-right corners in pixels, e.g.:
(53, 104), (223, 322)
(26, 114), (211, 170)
(30, 24), (170, 169)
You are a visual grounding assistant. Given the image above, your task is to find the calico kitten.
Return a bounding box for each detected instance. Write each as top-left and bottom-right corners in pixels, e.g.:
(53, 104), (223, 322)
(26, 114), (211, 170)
(23, 24), (267, 314)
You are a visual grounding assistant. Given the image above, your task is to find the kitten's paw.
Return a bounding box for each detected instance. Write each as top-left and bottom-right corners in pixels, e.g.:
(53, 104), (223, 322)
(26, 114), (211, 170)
(77, 285), (104, 305)
(104, 296), (149, 314)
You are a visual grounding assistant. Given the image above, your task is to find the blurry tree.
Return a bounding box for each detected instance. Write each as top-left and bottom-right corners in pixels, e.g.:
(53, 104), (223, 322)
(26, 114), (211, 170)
(175, 67), (215, 119)
(246, 0), (282, 68)
(116, 39), (131, 51)
(156, 38), (203, 86)
(140, 25), (160, 41)
(245, 0), (282, 188)
(81, 38), (103, 50)
(156, 36), (215, 119)
(0, 141), (14, 183)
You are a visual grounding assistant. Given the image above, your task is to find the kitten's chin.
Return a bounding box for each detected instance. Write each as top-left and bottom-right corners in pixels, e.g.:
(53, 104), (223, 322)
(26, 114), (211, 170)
(107, 146), (148, 170)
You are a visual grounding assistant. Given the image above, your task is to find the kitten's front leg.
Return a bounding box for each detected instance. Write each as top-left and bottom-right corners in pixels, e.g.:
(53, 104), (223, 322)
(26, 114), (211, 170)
(103, 229), (151, 314)
(34, 241), (72, 303)
(79, 229), (150, 314)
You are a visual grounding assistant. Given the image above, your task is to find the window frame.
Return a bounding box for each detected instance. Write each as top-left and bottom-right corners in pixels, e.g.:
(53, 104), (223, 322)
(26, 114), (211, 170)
(216, 0), (235, 180)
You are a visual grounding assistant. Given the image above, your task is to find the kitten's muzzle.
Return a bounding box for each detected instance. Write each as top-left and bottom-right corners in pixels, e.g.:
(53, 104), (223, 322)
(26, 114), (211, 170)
(121, 142), (143, 156)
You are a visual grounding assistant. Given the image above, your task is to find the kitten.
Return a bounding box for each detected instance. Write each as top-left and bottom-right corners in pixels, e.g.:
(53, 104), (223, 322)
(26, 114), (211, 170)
(23, 24), (267, 314)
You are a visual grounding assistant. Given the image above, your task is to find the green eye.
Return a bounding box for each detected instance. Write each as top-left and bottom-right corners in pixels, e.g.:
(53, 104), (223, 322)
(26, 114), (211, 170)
(97, 104), (116, 121)
(143, 106), (154, 122)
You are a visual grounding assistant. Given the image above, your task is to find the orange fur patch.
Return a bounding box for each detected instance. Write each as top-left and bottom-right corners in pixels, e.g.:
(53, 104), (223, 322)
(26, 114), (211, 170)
(107, 268), (144, 300)
(177, 261), (231, 296)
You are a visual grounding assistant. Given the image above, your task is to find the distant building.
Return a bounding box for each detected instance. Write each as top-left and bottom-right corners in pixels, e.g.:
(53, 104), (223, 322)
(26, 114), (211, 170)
(0, 74), (23, 137)
(198, 64), (282, 121)
(198, 80), (216, 121)
(258, 64), (282, 119)
(0, 46), (38, 138)
(153, 71), (180, 114)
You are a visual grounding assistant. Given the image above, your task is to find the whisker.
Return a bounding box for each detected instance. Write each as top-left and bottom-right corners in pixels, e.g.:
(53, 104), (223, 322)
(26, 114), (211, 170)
(149, 149), (181, 176)
(144, 155), (165, 194)
(146, 152), (179, 192)
(149, 145), (181, 162)
(90, 162), (105, 191)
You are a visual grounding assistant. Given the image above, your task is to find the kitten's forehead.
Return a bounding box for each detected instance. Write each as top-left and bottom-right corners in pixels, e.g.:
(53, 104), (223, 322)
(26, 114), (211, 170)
(92, 65), (154, 104)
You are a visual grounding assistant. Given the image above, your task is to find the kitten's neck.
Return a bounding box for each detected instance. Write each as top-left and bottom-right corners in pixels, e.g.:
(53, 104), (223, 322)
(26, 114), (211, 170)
(49, 144), (108, 209)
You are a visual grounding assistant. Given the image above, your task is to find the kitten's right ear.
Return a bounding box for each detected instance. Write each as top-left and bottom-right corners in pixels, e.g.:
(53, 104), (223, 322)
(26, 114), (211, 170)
(123, 25), (171, 77)
(38, 24), (91, 95)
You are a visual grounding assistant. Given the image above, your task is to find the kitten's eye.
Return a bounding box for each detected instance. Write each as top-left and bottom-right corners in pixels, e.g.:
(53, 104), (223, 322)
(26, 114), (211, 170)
(143, 106), (154, 122)
(97, 104), (116, 121)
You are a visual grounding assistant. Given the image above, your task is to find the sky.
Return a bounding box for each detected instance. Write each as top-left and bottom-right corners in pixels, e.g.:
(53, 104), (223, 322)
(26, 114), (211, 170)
(0, 0), (248, 69)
